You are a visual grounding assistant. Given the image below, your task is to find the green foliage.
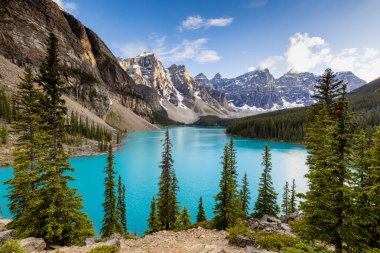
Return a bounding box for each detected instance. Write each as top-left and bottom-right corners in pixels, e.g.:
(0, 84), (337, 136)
(213, 137), (244, 229)
(282, 241), (333, 253)
(0, 240), (25, 253)
(6, 40), (94, 246)
(145, 196), (161, 234)
(176, 206), (192, 230)
(288, 217), (304, 234)
(87, 245), (119, 253)
(101, 144), (119, 238)
(66, 111), (112, 147)
(196, 197), (207, 223)
(226, 218), (251, 244)
(253, 145), (279, 218)
(239, 173), (251, 216)
(282, 181), (290, 217)
(289, 179), (297, 214)
(253, 231), (299, 251)
(151, 110), (182, 127)
(300, 69), (355, 252)
(0, 89), (12, 123)
(117, 175), (127, 235)
(0, 124), (8, 145)
(157, 129), (179, 230)
(193, 115), (233, 127)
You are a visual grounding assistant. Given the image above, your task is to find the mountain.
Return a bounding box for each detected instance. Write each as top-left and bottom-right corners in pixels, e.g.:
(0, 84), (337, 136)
(210, 69), (366, 110)
(0, 0), (162, 131)
(118, 53), (229, 123)
(225, 77), (380, 142)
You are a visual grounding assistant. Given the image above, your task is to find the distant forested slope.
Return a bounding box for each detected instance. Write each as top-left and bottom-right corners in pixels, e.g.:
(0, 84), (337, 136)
(226, 77), (380, 142)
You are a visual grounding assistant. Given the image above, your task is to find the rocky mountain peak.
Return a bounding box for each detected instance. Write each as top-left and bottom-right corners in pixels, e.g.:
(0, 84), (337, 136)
(168, 64), (195, 97)
(194, 73), (213, 88)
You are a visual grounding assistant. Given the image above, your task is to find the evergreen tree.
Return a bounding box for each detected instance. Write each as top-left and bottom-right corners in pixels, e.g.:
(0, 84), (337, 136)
(11, 33), (94, 245)
(196, 197), (206, 223)
(213, 137), (243, 229)
(5, 68), (45, 230)
(1, 124), (8, 144)
(117, 175), (127, 235)
(157, 129), (179, 230)
(146, 196), (161, 234)
(253, 145), (279, 218)
(239, 173), (251, 216)
(177, 206), (191, 230)
(281, 181), (290, 218)
(101, 144), (118, 238)
(288, 179), (297, 214)
(300, 69), (353, 253)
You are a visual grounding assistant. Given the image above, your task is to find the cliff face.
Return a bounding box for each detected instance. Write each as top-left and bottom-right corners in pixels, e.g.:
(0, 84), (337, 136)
(0, 0), (152, 118)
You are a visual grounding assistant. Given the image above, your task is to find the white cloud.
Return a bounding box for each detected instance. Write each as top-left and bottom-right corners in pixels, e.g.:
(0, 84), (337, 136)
(196, 50), (221, 63)
(253, 32), (380, 82)
(52, 0), (78, 13)
(247, 66), (256, 72)
(113, 42), (148, 58)
(114, 37), (221, 64)
(259, 55), (284, 71)
(180, 16), (233, 30)
(285, 33), (331, 72)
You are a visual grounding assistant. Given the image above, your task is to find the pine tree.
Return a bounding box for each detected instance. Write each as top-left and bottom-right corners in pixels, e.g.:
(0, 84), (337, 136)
(288, 179), (297, 214)
(1, 124), (8, 144)
(11, 34), (94, 245)
(101, 144), (119, 238)
(5, 68), (46, 230)
(157, 129), (179, 230)
(213, 137), (243, 229)
(281, 181), (290, 219)
(177, 206), (191, 230)
(300, 69), (353, 253)
(196, 197), (207, 223)
(117, 175), (127, 235)
(146, 196), (161, 234)
(239, 173), (251, 216)
(253, 145), (279, 218)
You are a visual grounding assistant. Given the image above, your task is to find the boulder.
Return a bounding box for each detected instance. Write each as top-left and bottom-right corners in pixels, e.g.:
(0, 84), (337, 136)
(85, 237), (96, 246)
(104, 233), (123, 246)
(0, 229), (15, 243)
(0, 219), (12, 232)
(246, 246), (261, 253)
(19, 237), (46, 252)
(234, 235), (254, 248)
(259, 215), (281, 223)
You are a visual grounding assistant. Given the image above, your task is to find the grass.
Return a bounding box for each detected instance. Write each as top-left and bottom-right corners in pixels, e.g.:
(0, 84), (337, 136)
(0, 240), (25, 253)
(87, 245), (119, 253)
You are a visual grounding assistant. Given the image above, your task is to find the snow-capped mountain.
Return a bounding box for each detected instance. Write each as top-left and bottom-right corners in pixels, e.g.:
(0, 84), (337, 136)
(210, 69), (366, 110)
(118, 53), (229, 123)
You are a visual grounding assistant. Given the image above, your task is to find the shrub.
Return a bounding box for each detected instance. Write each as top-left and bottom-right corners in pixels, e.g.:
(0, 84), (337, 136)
(253, 231), (300, 251)
(0, 240), (25, 253)
(282, 241), (333, 253)
(226, 219), (252, 244)
(87, 245), (119, 253)
(288, 217), (304, 234)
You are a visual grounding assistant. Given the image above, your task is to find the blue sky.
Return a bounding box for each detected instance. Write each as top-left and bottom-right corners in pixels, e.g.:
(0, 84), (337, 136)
(54, 0), (380, 82)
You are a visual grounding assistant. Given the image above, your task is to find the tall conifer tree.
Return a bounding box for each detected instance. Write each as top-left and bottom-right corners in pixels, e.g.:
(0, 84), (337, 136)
(239, 173), (251, 216)
(214, 137), (242, 229)
(281, 181), (290, 218)
(117, 175), (127, 235)
(146, 196), (161, 234)
(177, 206), (191, 230)
(6, 68), (45, 230)
(101, 144), (118, 238)
(157, 129), (179, 230)
(300, 69), (353, 253)
(288, 179), (297, 214)
(196, 197), (206, 223)
(253, 145), (279, 218)
(13, 33), (94, 245)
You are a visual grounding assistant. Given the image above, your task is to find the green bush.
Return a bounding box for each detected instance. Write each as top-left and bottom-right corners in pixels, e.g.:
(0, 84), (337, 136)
(282, 241), (333, 253)
(87, 245), (119, 253)
(226, 219), (252, 244)
(0, 240), (25, 253)
(253, 231), (299, 251)
(288, 217), (304, 234)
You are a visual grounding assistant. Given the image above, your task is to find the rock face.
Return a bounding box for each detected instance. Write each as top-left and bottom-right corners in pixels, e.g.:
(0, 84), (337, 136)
(0, 0), (153, 120)
(19, 237), (46, 252)
(118, 54), (229, 122)
(0, 229), (15, 243)
(247, 215), (293, 235)
(210, 69), (366, 110)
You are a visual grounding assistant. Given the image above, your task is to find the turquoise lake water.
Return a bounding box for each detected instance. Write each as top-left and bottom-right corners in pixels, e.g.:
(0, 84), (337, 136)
(0, 127), (308, 236)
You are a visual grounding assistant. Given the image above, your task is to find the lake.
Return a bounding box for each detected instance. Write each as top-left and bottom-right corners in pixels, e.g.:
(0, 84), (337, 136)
(0, 127), (308, 236)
